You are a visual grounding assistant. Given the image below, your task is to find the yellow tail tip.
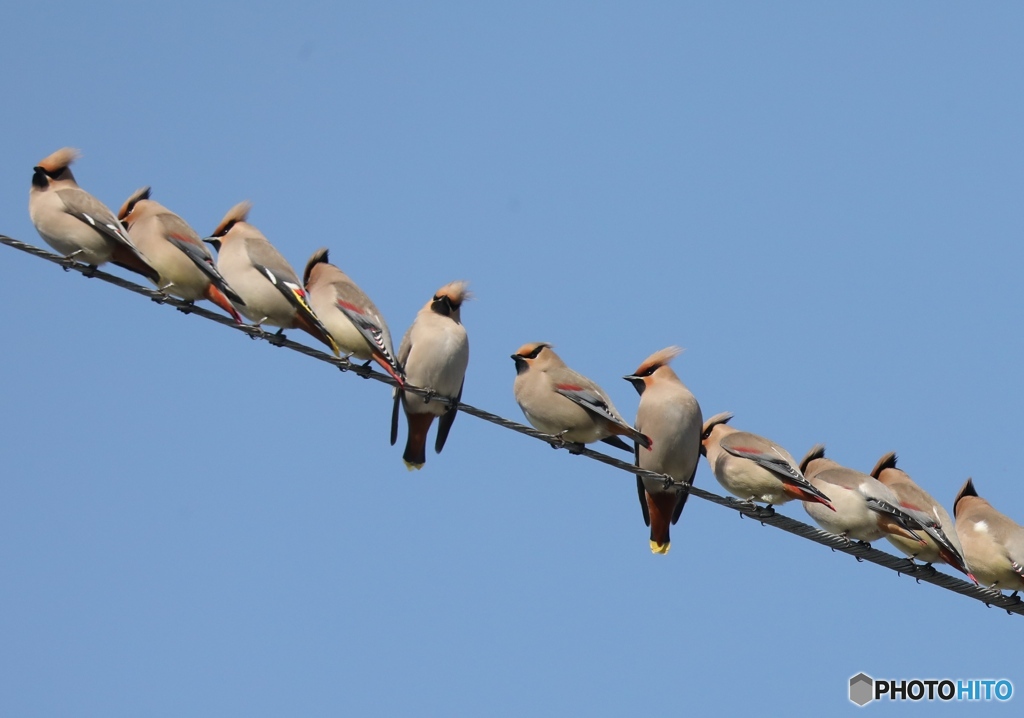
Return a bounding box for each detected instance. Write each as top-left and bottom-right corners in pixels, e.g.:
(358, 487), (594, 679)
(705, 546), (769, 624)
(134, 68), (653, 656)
(649, 539), (670, 555)
(403, 460), (424, 471)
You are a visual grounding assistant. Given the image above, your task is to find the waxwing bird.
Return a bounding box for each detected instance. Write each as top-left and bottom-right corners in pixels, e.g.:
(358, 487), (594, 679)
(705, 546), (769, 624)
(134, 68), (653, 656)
(800, 445), (928, 546)
(29, 147), (158, 281)
(870, 452), (974, 580)
(623, 347), (702, 555)
(203, 202), (339, 355)
(511, 342), (650, 452)
(391, 281), (470, 469)
(700, 412), (833, 510)
(117, 187), (244, 323)
(953, 479), (1024, 592)
(302, 248), (403, 385)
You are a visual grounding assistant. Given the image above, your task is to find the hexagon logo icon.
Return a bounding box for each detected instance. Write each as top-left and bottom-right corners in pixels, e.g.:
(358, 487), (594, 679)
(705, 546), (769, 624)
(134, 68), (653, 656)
(850, 673), (874, 706)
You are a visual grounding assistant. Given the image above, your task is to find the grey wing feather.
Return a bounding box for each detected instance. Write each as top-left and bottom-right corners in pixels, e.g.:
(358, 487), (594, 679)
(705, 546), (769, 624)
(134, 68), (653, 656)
(434, 381), (463, 454)
(635, 440), (650, 527)
(57, 188), (138, 249)
(720, 433), (831, 503)
(164, 233), (245, 305)
(554, 385), (650, 448)
(864, 497), (924, 542)
(335, 301), (404, 377)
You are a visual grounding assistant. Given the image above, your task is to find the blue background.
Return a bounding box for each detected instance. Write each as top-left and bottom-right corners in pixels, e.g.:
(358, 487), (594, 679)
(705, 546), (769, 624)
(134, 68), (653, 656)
(2, 3), (1021, 715)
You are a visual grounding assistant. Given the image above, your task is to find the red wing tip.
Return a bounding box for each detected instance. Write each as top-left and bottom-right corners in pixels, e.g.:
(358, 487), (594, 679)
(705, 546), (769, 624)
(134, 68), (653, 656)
(338, 300), (365, 314)
(555, 383), (584, 392)
(730, 446), (761, 455)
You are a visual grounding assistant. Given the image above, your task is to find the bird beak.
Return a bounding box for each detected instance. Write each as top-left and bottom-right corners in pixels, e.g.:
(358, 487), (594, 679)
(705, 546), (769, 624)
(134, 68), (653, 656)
(203, 237), (222, 252)
(623, 375), (645, 396)
(618, 372), (643, 395)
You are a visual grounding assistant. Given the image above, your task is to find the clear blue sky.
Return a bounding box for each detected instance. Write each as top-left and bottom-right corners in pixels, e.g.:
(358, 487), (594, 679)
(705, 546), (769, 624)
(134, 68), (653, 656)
(2, 3), (1022, 715)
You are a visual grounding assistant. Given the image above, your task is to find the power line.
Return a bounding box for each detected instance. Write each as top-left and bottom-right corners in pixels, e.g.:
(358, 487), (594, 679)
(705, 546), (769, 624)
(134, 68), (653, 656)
(3, 232), (1023, 616)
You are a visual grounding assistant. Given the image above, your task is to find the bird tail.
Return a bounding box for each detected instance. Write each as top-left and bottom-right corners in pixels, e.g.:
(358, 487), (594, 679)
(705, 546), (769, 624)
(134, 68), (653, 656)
(204, 284), (243, 324)
(781, 482), (836, 511)
(403, 412), (434, 470)
(646, 491), (677, 555)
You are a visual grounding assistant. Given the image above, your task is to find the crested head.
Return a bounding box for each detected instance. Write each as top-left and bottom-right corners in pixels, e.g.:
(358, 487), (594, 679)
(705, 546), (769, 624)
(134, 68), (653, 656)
(434, 280), (471, 307)
(799, 444), (826, 474)
(701, 411), (734, 436)
(211, 200), (252, 237)
(429, 280), (471, 319)
(869, 451), (899, 480)
(953, 477), (981, 517)
(36, 147), (80, 174)
(303, 247), (330, 285)
(117, 186), (152, 221)
(513, 341), (552, 358)
(633, 346), (683, 377)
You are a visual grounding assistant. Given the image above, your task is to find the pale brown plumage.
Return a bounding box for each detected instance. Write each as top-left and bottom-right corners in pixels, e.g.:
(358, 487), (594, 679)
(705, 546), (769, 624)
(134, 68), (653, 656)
(29, 147), (157, 281)
(512, 342), (647, 451)
(953, 479), (1024, 592)
(624, 346), (702, 554)
(392, 281), (471, 469)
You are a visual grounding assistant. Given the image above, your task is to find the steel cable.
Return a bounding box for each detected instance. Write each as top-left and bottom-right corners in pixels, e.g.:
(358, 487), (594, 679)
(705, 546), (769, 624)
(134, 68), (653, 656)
(3, 233), (1022, 616)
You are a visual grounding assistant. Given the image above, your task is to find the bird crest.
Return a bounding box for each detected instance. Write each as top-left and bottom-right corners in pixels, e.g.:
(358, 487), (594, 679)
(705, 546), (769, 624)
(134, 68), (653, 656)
(211, 200), (252, 237)
(869, 451), (899, 479)
(303, 247), (330, 285)
(36, 147), (80, 174)
(513, 341), (552, 359)
(633, 346), (683, 376)
(799, 444), (826, 474)
(701, 411), (734, 436)
(117, 186), (152, 222)
(953, 478), (980, 516)
(434, 280), (471, 308)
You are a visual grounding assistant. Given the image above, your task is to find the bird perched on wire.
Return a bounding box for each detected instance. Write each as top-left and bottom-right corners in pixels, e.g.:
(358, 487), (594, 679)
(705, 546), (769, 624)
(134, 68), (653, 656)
(303, 247), (404, 385)
(511, 342), (649, 452)
(700, 411), (834, 511)
(953, 478), (1024, 593)
(392, 281), (470, 469)
(29, 147), (157, 281)
(869, 452), (973, 581)
(801, 445), (931, 547)
(623, 347), (702, 555)
(117, 187), (244, 323)
(203, 201), (339, 355)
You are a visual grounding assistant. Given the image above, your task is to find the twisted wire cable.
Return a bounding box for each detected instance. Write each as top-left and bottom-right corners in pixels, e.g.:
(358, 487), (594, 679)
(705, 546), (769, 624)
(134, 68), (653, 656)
(3, 233), (1022, 616)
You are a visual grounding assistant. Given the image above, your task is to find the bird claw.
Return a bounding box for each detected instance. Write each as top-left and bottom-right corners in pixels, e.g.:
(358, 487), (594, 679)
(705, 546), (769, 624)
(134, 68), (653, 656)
(422, 389), (437, 404)
(150, 291), (170, 305)
(60, 250), (85, 272)
(266, 329), (287, 347)
(176, 301), (196, 315)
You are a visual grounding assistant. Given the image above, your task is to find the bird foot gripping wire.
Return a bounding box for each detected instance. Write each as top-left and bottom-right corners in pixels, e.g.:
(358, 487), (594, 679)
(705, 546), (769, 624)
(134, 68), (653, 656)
(266, 329), (288, 347)
(356, 359), (374, 379)
(546, 431), (585, 454)
(59, 250), (85, 273)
